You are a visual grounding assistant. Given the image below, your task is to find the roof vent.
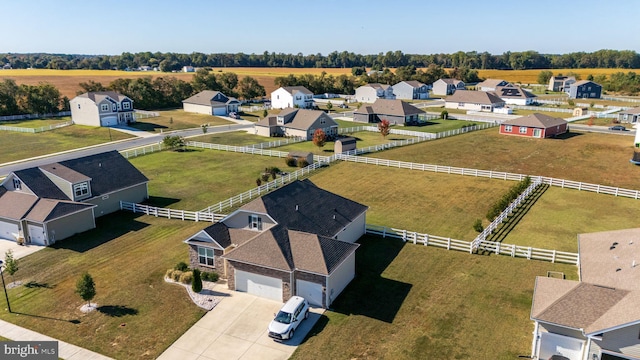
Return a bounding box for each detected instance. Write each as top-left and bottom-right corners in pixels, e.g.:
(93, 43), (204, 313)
(295, 205), (298, 211)
(613, 242), (619, 246)
(333, 214), (336, 220)
(633, 260), (637, 268)
(99, 163), (102, 168)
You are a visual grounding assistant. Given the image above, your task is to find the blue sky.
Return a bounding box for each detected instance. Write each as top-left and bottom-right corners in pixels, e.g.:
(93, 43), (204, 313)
(1, 0), (639, 55)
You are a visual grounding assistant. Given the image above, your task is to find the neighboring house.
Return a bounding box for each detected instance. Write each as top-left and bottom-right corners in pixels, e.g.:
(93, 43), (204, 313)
(444, 90), (505, 112)
(70, 92), (135, 127)
(392, 80), (430, 100)
(432, 78), (465, 95)
(254, 108), (338, 140)
(354, 83), (395, 103)
(334, 137), (357, 153)
(182, 66), (195, 73)
(530, 228), (640, 360)
(548, 76), (576, 92)
(0, 151), (148, 246)
(495, 85), (537, 105)
(618, 107), (640, 123)
(499, 113), (568, 138)
(184, 179), (368, 307)
(567, 80), (602, 99)
(353, 99), (426, 126)
(476, 79), (510, 92)
(182, 90), (240, 116)
(271, 86), (314, 109)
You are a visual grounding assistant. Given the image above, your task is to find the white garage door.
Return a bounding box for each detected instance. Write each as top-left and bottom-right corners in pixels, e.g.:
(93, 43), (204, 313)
(102, 116), (118, 126)
(296, 279), (323, 307)
(213, 107), (227, 116)
(235, 270), (282, 301)
(0, 221), (19, 241)
(27, 224), (46, 245)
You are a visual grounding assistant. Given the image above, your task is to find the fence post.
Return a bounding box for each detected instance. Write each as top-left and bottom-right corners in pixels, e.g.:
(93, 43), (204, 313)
(552, 250), (556, 263)
(382, 227), (386, 238)
(447, 238), (451, 250)
(424, 234), (429, 246)
(412, 232), (416, 245)
(402, 229), (407, 242)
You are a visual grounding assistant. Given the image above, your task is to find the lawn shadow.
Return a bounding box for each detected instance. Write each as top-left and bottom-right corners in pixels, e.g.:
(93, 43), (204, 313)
(142, 196), (181, 208)
(97, 305), (138, 317)
(329, 235), (411, 324)
(13, 311), (80, 324)
(129, 122), (168, 132)
(50, 212), (149, 253)
(552, 131), (582, 140)
(24, 281), (53, 289)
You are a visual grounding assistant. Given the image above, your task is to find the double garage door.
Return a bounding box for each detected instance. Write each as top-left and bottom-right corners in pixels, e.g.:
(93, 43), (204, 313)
(213, 107), (227, 116)
(235, 270), (282, 302)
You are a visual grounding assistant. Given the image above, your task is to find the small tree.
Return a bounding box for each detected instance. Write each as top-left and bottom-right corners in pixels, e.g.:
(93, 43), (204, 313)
(169, 117), (174, 125)
(201, 123), (209, 134)
(192, 269), (203, 293)
(75, 272), (96, 307)
(537, 70), (553, 86)
(268, 166), (280, 180)
(163, 135), (185, 151)
(312, 129), (327, 149)
(378, 119), (391, 138)
(256, 178), (262, 186)
(262, 109), (268, 118)
(4, 250), (17, 283)
(473, 219), (484, 233)
(440, 110), (449, 120)
(261, 173), (270, 182)
(326, 102), (333, 110)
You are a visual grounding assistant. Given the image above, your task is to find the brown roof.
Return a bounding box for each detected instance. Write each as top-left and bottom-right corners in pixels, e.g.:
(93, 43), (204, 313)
(530, 277), (580, 319)
(39, 163), (91, 183)
(495, 86), (536, 99)
(361, 83), (392, 90)
(476, 79), (509, 88)
(354, 99), (425, 117)
(579, 228), (640, 291)
(572, 80), (601, 87)
(397, 80), (426, 88)
(445, 90), (504, 105)
(620, 107), (640, 115)
(502, 113), (567, 129)
(24, 199), (94, 222)
(438, 78), (463, 85)
(0, 190), (38, 220)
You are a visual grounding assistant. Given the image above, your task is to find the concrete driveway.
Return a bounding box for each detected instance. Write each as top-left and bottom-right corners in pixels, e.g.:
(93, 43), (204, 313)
(0, 238), (45, 261)
(158, 286), (324, 360)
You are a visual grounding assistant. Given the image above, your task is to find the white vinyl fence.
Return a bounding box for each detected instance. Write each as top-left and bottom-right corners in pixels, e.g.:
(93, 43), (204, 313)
(120, 143), (164, 158)
(0, 120), (73, 133)
(134, 110), (160, 119)
(187, 141), (290, 158)
(120, 201), (225, 222)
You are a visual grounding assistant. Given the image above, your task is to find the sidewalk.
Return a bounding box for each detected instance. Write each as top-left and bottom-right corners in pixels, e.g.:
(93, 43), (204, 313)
(0, 319), (112, 360)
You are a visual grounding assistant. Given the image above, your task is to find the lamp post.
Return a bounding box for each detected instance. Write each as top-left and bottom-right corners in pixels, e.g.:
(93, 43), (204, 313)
(0, 260), (11, 313)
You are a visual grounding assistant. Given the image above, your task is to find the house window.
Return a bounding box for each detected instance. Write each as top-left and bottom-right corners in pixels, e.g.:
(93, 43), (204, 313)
(77, 104), (81, 109)
(519, 127), (527, 134)
(198, 247), (214, 267)
(100, 104), (110, 112)
(13, 178), (21, 190)
(504, 125), (512, 132)
(123, 102), (131, 110)
(249, 215), (262, 230)
(73, 182), (89, 197)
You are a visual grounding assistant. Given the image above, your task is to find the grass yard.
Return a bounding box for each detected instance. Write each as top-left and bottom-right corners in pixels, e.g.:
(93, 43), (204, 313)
(366, 128), (640, 189)
(0, 212), (208, 359)
(129, 149), (298, 211)
(403, 119), (485, 133)
(277, 132), (416, 156)
(291, 235), (578, 360)
(511, 109), (574, 119)
(188, 130), (269, 146)
(310, 162), (513, 240)
(0, 117), (72, 128)
(1, 125), (133, 164)
(130, 109), (232, 132)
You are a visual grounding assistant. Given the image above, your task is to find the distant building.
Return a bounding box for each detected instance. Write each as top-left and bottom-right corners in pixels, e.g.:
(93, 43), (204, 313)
(495, 86), (537, 105)
(182, 90), (240, 116)
(392, 80), (429, 100)
(432, 78), (465, 96)
(547, 76), (576, 92)
(70, 92), (135, 127)
(476, 79), (510, 92)
(618, 107), (640, 123)
(353, 99), (426, 126)
(182, 66), (195, 73)
(444, 90), (505, 112)
(354, 83), (395, 103)
(270, 86), (314, 109)
(567, 80), (602, 99)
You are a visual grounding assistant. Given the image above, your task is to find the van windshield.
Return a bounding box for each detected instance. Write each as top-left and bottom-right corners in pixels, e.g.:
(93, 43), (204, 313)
(274, 311), (292, 324)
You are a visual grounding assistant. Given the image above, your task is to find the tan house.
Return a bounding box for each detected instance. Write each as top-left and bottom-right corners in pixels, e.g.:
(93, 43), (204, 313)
(70, 91), (135, 127)
(182, 90), (240, 116)
(530, 228), (640, 360)
(254, 108), (338, 140)
(476, 79), (510, 92)
(444, 90), (505, 112)
(353, 99), (426, 126)
(184, 180), (368, 308)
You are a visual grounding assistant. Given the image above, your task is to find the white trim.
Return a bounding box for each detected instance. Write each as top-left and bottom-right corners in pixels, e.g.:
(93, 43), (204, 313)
(585, 319), (640, 336)
(183, 230), (225, 251)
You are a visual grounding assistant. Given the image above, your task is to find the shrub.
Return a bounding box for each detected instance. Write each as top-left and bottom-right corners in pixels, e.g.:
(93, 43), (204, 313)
(285, 156), (296, 167)
(473, 219), (484, 233)
(201, 271), (219, 282)
(440, 110), (449, 119)
(261, 173), (271, 182)
(298, 159), (309, 168)
(192, 269), (203, 293)
(486, 176), (532, 221)
(169, 269), (183, 282)
(179, 271), (193, 284)
(165, 269), (175, 279)
(256, 178), (262, 186)
(174, 261), (189, 271)
(568, 99), (575, 106)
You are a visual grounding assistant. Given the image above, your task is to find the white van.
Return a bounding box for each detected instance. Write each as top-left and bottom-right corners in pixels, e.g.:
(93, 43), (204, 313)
(268, 296), (310, 340)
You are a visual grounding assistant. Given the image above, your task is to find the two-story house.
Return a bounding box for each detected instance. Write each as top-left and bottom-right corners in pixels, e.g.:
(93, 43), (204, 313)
(548, 76), (576, 92)
(254, 108), (338, 140)
(0, 151), (148, 246)
(567, 80), (602, 99)
(184, 179), (368, 308)
(70, 91), (135, 127)
(354, 83), (395, 103)
(182, 90), (240, 116)
(270, 86), (314, 109)
(432, 78), (465, 95)
(392, 80), (430, 100)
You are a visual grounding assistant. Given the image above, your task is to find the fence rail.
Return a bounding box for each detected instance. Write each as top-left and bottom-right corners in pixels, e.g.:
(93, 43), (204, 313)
(246, 137), (306, 149)
(602, 96), (640, 104)
(365, 224), (578, 265)
(187, 141), (290, 158)
(120, 143), (164, 158)
(120, 201), (225, 222)
(0, 120), (73, 133)
(0, 111), (71, 122)
(134, 110), (160, 118)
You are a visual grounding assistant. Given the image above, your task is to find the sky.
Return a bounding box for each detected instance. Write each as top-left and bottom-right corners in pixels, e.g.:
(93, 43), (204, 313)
(1, 0), (639, 56)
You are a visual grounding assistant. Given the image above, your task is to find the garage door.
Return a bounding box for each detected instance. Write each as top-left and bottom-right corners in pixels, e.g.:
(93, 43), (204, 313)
(296, 279), (323, 307)
(102, 116), (117, 126)
(213, 107), (227, 116)
(235, 270), (282, 301)
(0, 221), (19, 241)
(27, 224), (46, 245)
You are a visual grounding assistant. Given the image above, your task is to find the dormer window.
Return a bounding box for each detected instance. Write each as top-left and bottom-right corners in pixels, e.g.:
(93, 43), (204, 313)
(13, 178), (21, 190)
(277, 116), (284, 125)
(74, 182), (89, 198)
(122, 102), (131, 110)
(249, 215), (262, 230)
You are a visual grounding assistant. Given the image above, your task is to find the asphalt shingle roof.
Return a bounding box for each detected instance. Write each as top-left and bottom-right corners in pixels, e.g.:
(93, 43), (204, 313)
(446, 90), (504, 105)
(502, 113), (567, 129)
(354, 99), (425, 117)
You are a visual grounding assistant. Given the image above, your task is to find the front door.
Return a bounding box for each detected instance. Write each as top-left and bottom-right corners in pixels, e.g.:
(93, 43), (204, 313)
(533, 129), (542, 138)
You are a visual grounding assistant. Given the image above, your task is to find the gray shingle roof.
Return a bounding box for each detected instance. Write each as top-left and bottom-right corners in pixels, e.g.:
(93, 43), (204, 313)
(182, 90), (238, 107)
(361, 83), (392, 90)
(438, 78), (463, 85)
(76, 91), (130, 104)
(12, 168), (69, 200)
(476, 79), (509, 88)
(445, 90), (504, 105)
(39, 163), (91, 184)
(25, 199), (94, 222)
(620, 107), (640, 115)
(397, 80), (426, 88)
(354, 99), (425, 117)
(502, 113), (567, 129)
(495, 86), (536, 99)
(281, 86), (313, 95)
(256, 109), (338, 131)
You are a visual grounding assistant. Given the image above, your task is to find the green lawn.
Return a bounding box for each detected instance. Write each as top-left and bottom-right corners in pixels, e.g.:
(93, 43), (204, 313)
(130, 109), (232, 132)
(0, 212), (208, 359)
(291, 236), (578, 360)
(188, 131), (270, 146)
(512, 109), (574, 119)
(403, 119), (485, 133)
(1, 125), (133, 164)
(0, 116), (72, 128)
(277, 132), (416, 156)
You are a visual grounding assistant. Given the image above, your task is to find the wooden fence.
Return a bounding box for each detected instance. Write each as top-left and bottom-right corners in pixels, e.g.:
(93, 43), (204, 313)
(120, 201), (225, 222)
(0, 120), (73, 133)
(365, 224), (578, 265)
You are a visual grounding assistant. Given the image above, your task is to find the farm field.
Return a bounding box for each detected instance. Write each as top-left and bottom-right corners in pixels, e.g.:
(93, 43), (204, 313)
(474, 68), (640, 85)
(366, 128), (639, 189)
(290, 235), (578, 360)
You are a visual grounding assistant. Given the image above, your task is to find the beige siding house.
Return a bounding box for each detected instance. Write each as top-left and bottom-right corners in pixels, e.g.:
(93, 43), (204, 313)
(254, 108), (338, 140)
(355, 83), (395, 103)
(182, 90), (239, 116)
(70, 91), (135, 127)
(444, 90), (505, 112)
(432, 78), (465, 95)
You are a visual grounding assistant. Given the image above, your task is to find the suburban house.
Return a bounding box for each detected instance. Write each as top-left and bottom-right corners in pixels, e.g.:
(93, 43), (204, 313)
(182, 90), (240, 116)
(432, 78), (465, 95)
(495, 85), (537, 105)
(530, 228), (640, 360)
(476, 79), (510, 92)
(182, 66), (195, 73)
(567, 80), (602, 99)
(0, 151), (148, 246)
(444, 90), (505, 112)
(184, 180), (368, 307)
(499, 113), (568, 138)
(270, 86), (314, 109)
(353, 99), (426, 126)
(548, 76), (576, 92)
(392, 80), (430, 100)
(254, 108), (338, 140)
(70, 91), (135, 127)
(618, 107), (640, 123)
(354, 83), (395, 103)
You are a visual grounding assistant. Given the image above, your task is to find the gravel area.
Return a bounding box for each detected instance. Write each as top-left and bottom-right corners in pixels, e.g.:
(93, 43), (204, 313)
(164, 278), (224, 311)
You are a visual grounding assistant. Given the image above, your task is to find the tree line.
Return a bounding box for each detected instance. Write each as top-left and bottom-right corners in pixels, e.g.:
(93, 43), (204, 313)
(0, 79), (69, 116)
(1, 49), (639, 71)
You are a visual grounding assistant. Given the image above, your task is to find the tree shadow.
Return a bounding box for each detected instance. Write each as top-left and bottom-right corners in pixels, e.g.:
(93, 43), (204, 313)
(552, 131), (582, 140)
(129, 122), (168, 132)
(24, 281), (53, 289)
(142, 196), (181, 208)
(13, 311), (80, 324)
(97, 305), (138, 317)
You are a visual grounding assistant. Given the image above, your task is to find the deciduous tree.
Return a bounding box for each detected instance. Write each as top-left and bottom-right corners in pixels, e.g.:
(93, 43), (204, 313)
(378, 119), (391, 138)
(75, 273), (96, 306)
(312, 129), (326, 149)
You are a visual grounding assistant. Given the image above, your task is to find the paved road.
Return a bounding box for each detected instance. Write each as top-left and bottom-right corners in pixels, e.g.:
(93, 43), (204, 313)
(569, 124), (636, 136)
(0, 124), (252, 177)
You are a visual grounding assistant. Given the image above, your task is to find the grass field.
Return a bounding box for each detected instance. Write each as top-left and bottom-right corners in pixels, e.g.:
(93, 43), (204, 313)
(188, 131), (269, 146)
(0, 116), (72, 128)
(277, 132), (416, 156)
(474, 68), (639, 85)
(290, 235), (578, 360)
(131, 109), (232, 132)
